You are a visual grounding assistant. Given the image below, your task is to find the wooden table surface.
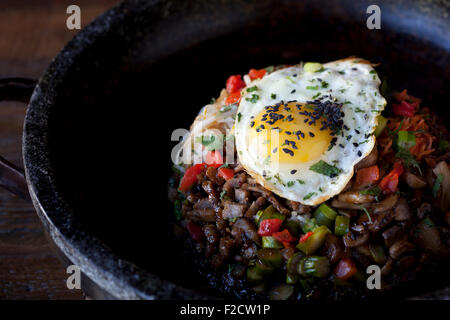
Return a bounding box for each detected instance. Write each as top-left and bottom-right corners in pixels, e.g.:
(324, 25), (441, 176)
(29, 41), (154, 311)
(0, 0), (119, 300)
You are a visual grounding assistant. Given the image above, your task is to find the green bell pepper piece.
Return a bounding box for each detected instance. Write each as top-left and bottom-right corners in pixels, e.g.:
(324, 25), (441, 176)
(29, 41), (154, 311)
(334, 215), (350, 236)
(374, 115), (388, 137)
(313, 203), (337, 227)
(304, 62), (323, 73)
(246, 259), (272, 283)
(297, 256), (331, 278)
(258, 205), (286, 226)
(262, 236), (283, 248)
(284, 219), (302, 236)
(302, 217), (319, 233)
(257, 248), (283, 268)
(296, 225), (331, 255)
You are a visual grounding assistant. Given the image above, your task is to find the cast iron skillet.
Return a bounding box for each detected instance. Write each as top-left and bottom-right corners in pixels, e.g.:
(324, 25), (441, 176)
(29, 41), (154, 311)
(0, 0), (448, 299)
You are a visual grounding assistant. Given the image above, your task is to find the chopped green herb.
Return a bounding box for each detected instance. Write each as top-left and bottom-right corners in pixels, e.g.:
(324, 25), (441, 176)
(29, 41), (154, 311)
(297, 179), (306, 184)
(219, 105), (232, 113)
(306, 85), (319, 90)
(287, 181), (295, 187)
(246, 94), (259, 103)
(321, 81), (329, 89)
(286, 76), (296, 83)
(396, 147), (422, 175)
(360, 186), (382, 196)
(360, 206), (372, 223)
(303, 192), (317, 200)
(369, 70), (377, 74)
(355, 107), (364, 113)
(432, 174), (443, 198)
(247, 86), (259, 92)
(309, 160), (342, 177)
(274, 173), (284, 186)
(388, 119), (404, 138)
(237, 112), (242, 122)
(271, 93), (277, 99)
(311, 92), (321, 99)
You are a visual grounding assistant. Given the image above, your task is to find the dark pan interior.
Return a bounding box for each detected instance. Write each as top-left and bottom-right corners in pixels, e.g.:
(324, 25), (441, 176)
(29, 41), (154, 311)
(46, 0), (449, 297)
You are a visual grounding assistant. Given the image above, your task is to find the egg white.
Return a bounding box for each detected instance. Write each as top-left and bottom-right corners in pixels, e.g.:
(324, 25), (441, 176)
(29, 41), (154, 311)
(234, 58), (387, 206)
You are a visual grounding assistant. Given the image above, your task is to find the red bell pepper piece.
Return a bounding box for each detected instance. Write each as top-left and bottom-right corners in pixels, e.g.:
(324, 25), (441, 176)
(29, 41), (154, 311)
(299, 231), (313, 243)
(205, 150), (223, 168)
(334, 258), (357, 280)
(281, 241), (295, 249)
(178, 163), (206, 192)
(392, 100), (417, 117)
(258, 218), (283, 236)
(186, 221), (204, 242)
(354, 165), (380, 189)
(225, 91), (241, 105)
(272, 229), (297, 243)
(248, 68), (267, 80)
(379, 162), (404, 194)
(218, 167), (234, 180)
(226, 75), (245, 94)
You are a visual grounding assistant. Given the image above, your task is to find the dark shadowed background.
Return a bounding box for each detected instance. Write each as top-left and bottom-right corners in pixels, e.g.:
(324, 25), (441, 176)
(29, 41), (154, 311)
(0, 0), (118, 300)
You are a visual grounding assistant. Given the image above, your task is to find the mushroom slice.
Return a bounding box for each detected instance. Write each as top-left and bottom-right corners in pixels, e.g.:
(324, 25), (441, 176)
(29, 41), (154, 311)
(367, 209), (394, 232)
(404, 170), (427, 189)
(371, 193), (399, 214)
(389, 240), (415, 260)
(394, 198), (412, 221)
(337, 191), (375, 204)
(343, 225), (369, 247)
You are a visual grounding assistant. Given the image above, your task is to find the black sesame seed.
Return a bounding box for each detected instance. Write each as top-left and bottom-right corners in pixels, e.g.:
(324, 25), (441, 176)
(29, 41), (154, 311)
(309, 132), (315, 137)
(250, 121), (255, 127)
(290, 169), (297, 174)
(273, 147), (278, 153)
(355, 129), (360, 134)
(339, 144), (344, 148)
(353, 142), (359, 147)
(291, 89), (296, 94)
(282, 148), (294, 156)
(357, 150), (362, 157)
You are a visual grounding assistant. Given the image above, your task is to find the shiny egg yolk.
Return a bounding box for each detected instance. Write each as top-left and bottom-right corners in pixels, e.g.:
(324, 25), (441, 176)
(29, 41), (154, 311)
(248, 101), (333, 165)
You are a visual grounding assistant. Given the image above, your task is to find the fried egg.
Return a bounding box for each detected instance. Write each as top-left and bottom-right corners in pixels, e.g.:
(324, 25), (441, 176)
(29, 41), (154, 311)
(234, 58), (386, 205)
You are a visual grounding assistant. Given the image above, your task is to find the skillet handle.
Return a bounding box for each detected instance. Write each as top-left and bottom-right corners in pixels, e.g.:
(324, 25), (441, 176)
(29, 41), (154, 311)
(0, 77), (38, 202)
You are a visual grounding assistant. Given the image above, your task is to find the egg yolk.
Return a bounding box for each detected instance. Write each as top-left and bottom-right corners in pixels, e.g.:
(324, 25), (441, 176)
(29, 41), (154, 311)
(248, 101), (333, 165)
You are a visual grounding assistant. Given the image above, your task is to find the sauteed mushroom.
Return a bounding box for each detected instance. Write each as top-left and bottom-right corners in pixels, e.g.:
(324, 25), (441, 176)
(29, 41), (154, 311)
(343, 225), (369, 247)
(371, 193), (399, 214)
(337, 191), (375, 204)
(394, 198), (412, 221)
